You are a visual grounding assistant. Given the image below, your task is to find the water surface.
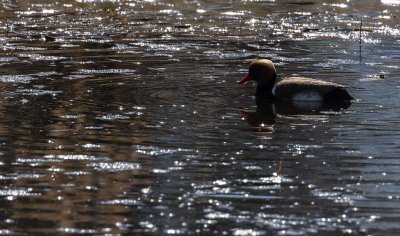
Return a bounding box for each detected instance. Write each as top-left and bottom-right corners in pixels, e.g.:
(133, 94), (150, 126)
(0, 0), (400, 235)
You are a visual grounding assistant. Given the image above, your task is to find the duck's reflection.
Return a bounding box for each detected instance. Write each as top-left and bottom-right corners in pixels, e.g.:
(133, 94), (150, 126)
(242, 99), (352, 129)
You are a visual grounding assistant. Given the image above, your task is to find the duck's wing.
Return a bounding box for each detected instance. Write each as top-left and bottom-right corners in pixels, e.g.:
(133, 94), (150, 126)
(274, 77), (349, 101)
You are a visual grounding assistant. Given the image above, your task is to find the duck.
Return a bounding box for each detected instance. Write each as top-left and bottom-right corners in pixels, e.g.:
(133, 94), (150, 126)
(237, 59), (353, 102)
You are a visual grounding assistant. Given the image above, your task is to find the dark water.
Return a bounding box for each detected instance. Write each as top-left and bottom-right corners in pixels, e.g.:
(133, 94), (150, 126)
(0, 0), (400, 235)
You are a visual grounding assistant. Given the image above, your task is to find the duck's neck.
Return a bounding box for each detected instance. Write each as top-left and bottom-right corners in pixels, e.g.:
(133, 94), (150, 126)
(255, 75), (277, 100)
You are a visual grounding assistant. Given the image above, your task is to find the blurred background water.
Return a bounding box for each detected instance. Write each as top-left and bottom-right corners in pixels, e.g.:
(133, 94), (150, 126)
(0, 0), (400, 235)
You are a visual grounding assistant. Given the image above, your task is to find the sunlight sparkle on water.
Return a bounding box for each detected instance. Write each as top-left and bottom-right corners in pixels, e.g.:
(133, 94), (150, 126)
(222, 11), (246, 16)
(329, 3), (348, 8)
(89, 162), (141, 172)
(44, 154), (105, 161)
(381, 0), (400, 5)
(0, 75), (34, 84)
(232, 228), (264, 236)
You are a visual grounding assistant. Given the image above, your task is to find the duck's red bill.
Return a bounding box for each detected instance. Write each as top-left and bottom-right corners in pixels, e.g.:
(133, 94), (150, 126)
(237, 74), (251, 84)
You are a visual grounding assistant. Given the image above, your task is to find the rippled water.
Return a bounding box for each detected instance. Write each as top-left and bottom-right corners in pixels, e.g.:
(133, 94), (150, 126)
(0, 0), (400, 235)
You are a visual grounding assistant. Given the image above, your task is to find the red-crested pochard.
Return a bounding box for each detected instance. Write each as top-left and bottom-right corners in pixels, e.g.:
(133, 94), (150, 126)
(238, 59), (353, 102)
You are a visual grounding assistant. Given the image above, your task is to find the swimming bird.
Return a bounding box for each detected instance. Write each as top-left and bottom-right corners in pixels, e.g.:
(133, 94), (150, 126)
(237, 59), (353, 102)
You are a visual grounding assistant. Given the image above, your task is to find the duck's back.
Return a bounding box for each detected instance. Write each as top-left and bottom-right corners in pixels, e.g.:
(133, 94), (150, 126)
(273, 77), (353, 102)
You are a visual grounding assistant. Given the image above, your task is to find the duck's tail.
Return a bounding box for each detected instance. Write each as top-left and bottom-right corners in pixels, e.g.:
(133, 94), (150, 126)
(324, 88), (354, 102)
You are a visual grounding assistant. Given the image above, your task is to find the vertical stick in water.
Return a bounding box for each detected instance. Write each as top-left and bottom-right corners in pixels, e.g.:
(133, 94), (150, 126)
(359, 18), (362, 62)
(5, 19), (9, 37)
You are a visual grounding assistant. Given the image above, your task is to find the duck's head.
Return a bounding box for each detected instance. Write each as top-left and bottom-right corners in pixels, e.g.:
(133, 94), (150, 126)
(237, 59), (277, 86)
